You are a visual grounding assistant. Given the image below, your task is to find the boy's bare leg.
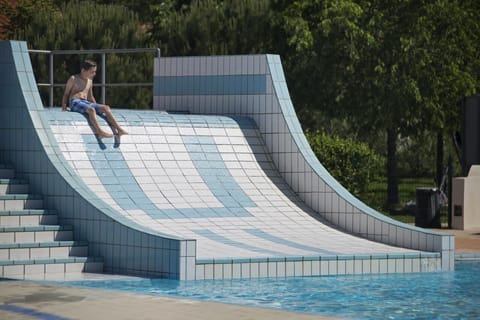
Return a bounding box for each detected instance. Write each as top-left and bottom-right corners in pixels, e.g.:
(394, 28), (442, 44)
(102, 105), (128, 136)
(87, 108), (113, 138)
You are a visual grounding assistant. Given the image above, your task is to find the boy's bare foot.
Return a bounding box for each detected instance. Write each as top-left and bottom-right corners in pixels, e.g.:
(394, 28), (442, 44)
(98, 131), (114, 139)
(117, 129), (128, 136)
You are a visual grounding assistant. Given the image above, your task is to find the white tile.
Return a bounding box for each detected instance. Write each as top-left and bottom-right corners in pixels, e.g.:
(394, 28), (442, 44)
(379, 260), (388, 273)
(4, 200), (24, 210)
(9, 248), (29, 260)
(294, 261), (303, 276)
(16, 231), (35, 243)
(250, 262), (260, 278)
(371, 259), (379, 274)
(3, 265), (24, 276)
(46, 263), (65, 273)
(362, 259), (371, 274)
(1, 216), (19, 226)
(303, 260), (312, 276)
(259, 262), (268, 278)
(30, 248), (50, 259)
(195, 265), (205, 280)
(204, 264), (214, 279)
(232, 263), (241, 279)
(396, 259), (404, 273)
(0, 233), (14, 244)
(25, 264), (45, 275)
(65, 263), (85, 273)
(223, 263), (232, 279)
(337, 260), (346, 275)
(241, 263), (250, 278)
(50, 247), (70, 258)
(214, 263), (223, 279)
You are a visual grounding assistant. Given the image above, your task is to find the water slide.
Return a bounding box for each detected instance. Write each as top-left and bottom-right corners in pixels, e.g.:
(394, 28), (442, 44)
(0, 41), (454, 280)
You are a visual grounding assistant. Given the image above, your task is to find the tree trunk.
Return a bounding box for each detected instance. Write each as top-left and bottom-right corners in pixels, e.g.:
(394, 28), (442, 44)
(436, 131), (444, 188)
(386, 128), (399, 207)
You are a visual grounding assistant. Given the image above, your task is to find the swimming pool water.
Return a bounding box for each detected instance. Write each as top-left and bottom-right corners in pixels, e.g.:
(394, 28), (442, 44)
(63, 261), (480, 320)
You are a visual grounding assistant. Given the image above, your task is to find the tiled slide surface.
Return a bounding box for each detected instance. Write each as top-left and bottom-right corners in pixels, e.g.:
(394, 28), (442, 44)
(46, 109), (424, 262)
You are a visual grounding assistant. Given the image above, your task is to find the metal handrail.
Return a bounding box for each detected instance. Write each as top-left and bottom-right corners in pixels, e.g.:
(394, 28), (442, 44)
(28, 48), (161, 107)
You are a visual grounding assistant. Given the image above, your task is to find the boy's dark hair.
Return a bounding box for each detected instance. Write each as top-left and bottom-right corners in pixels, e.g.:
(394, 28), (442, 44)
(81, 60), (97, 71)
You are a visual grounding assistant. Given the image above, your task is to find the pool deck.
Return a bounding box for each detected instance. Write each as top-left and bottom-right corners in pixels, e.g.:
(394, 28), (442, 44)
(0, 227), (478, 320)
(435, 227), (480, 254)
(0, 280), (335, 320)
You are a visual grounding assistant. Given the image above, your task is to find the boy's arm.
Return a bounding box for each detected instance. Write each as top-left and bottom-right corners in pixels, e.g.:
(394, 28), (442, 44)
(87, 79), (96, 103)
(62, 76), (74, 111)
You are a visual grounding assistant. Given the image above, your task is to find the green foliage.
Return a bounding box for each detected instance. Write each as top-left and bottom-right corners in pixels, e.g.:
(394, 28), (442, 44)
(273, 0), (479, 137)
(5, 0), (58, 39)
(13, 0), (153, 108)
(269, 0), (370, 117)
(0, 0), (21, 40)
(150, 0), (272, 56)
(305, 130), (385, 197)
(74, 0), (166, 21)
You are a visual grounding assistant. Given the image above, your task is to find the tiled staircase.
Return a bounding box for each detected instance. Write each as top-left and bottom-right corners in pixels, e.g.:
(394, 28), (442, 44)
(0, 163), (103, 279)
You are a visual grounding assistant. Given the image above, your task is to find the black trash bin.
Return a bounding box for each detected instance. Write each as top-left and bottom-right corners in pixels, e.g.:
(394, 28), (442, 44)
(415, 187), (441, 228)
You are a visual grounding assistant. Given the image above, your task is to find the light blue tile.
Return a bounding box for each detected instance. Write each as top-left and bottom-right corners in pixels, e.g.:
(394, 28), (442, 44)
(13, 51), (25, 71)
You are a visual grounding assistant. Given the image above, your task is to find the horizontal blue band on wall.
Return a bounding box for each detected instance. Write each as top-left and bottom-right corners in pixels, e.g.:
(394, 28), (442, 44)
(154, 75), (266, 96)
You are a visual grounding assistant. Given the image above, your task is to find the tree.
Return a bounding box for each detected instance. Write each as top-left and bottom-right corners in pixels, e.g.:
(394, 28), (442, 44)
(149, 0), (273, 56)
(343, 0), (480, 206)
(411, 1), (480, 181)
(78, 0), (171, 23)
(0, 0), (18, 40)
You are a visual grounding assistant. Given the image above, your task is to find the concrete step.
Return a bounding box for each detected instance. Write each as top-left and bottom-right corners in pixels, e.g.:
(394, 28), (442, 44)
(0, 225), (73, 244)
(0, 257), (104, 278)
(0, 240), (89, 260)
(0, 194), (43, 210)
(0, 178), (29, 194)
(0, 164), (104, 279)
(0, 209), (58, 226)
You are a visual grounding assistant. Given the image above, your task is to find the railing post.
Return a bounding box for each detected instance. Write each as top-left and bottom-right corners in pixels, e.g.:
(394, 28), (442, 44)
(447, 156), (453, 229)
(49, 52), (54, 107)
(101, 53), (106, 104)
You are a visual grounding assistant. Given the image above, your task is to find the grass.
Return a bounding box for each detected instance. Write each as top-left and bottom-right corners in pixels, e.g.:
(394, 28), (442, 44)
(358, 177), (449, 225)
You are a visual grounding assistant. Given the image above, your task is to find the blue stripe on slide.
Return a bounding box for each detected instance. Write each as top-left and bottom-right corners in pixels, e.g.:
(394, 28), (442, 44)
(182, 135), (256, 208)
(193, 229), (284, 256)
(244, 229), (338, 255)
(82, 134), (254, 219)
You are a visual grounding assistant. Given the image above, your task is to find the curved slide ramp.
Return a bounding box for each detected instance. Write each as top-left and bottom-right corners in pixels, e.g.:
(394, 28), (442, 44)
(47, 110), (422, 262)
(0, 41), (453, 280)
